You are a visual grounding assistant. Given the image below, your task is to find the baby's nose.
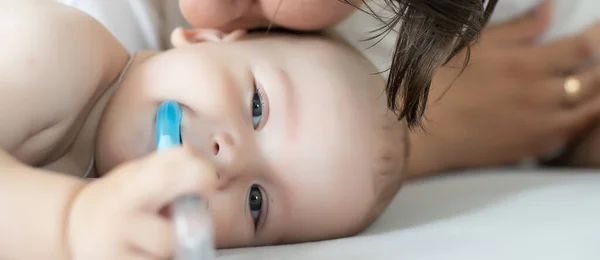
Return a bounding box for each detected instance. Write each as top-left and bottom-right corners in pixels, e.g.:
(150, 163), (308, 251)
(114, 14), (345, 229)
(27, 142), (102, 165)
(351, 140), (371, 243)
(207, 131), (247, 188)
(183, 129), (237, 163)
(181, 120), (243, 183)
(210, 131), (236, 166)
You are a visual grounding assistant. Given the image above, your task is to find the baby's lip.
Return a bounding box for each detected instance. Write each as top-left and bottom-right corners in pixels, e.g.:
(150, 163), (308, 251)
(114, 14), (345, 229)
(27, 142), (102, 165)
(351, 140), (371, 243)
(180, 108), (191, 129)
(179, 111), (190, 146)
(179, 113), (214, 157)
(176, 105), (223, 160)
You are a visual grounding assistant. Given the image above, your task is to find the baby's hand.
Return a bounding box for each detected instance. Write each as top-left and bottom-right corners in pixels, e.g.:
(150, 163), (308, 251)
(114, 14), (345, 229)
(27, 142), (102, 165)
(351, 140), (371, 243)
(66, 147), (217, 260)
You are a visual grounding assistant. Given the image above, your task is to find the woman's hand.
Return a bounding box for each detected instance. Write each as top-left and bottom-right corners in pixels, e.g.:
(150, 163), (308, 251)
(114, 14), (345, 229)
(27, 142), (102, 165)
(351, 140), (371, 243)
(409, 1), (600, 177)
(66, 147), (217, 260)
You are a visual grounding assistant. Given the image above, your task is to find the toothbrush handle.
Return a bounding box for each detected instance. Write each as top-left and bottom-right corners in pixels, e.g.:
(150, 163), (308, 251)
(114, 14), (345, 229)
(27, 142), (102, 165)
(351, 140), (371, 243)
(155, 100), (216, 260)
(173, 195), (216, 260)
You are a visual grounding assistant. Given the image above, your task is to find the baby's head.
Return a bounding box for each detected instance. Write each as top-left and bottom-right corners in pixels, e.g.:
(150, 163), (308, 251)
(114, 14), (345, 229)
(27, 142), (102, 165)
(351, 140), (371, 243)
(95, 29), (407, 248)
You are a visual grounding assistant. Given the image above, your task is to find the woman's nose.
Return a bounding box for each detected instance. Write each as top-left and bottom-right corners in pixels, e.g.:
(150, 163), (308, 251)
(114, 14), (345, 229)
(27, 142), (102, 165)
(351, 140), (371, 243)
(179, 0), (253, 30)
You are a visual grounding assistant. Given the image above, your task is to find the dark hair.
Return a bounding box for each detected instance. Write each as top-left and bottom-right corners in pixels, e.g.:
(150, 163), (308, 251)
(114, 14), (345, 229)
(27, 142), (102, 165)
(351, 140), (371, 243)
(343, 0), (497, 128)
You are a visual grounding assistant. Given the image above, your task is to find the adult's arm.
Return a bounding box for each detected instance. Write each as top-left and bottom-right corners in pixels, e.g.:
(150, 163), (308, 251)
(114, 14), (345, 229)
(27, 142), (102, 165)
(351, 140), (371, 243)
(408, 2), (600, 177)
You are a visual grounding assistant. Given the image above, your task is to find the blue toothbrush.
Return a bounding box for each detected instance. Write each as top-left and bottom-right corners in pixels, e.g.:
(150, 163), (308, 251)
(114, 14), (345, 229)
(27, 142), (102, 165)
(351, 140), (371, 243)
(156, 100), (216, 260)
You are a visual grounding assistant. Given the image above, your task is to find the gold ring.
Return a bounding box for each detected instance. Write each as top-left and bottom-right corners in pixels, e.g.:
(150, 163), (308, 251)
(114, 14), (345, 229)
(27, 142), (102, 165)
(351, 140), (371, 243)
(564, 76), (582, 105)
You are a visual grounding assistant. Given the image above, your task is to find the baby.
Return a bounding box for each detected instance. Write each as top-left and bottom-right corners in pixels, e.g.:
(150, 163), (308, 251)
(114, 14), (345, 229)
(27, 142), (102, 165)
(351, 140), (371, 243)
(0, 1), (407, 259)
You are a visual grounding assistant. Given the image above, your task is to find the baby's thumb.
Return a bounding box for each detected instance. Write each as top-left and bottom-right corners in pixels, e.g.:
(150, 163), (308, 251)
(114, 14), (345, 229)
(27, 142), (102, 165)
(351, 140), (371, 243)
(115, 147), (218, 213)
(484, 0), (552, 45)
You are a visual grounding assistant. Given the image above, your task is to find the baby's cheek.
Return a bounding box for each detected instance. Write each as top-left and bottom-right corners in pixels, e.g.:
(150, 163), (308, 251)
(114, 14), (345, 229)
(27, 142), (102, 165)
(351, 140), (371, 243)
(212, 219), (252, 248)
(209, 194), (255, 248)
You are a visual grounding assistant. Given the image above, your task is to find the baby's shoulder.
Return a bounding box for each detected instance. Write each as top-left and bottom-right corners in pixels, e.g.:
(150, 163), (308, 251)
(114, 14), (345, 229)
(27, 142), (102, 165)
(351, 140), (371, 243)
(0, 0), (129, 165)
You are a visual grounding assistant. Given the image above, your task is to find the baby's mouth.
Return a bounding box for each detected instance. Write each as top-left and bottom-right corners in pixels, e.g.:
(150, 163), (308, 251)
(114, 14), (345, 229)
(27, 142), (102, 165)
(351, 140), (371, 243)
(179, 111), (190, 145)
(178, 111), (220, 157)
(179, 127), (219, 159)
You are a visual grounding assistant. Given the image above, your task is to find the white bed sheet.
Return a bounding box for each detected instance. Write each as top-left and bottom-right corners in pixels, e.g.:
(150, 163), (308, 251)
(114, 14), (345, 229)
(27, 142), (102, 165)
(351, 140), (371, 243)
(218, 169), (600, 260)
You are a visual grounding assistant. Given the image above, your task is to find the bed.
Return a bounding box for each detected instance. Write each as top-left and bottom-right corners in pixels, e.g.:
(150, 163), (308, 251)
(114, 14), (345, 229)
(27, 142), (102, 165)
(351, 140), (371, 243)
(217, 169), (600, 259)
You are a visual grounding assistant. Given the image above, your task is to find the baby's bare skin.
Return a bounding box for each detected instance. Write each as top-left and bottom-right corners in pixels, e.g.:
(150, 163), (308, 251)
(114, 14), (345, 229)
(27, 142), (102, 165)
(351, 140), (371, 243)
(0, 1), (406, 259)
(0, 1), (217, 259)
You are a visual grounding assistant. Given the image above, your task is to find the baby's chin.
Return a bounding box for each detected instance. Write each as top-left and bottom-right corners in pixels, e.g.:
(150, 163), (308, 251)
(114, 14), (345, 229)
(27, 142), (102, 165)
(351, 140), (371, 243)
(95, 129), (156, 176)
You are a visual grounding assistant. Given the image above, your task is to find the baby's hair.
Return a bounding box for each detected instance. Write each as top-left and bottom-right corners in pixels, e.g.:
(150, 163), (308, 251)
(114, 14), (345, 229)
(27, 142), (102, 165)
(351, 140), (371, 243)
(342, 0), (498, 128)
(359, 112), (409, 229)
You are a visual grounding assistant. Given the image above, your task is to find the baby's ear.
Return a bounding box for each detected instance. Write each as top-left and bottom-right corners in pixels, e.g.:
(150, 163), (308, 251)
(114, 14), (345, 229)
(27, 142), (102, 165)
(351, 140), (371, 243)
(170, 27), (247, 47)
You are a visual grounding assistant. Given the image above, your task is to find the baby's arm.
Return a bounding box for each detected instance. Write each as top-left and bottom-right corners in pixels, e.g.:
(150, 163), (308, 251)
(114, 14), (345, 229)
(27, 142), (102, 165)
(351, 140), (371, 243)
(0, 1), (128, 259)
(0, 151), (85, 260)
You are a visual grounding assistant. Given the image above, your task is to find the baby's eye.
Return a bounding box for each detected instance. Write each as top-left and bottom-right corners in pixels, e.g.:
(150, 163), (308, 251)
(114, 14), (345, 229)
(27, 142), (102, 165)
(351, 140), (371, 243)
(248, 185), (263, 227)
(251, 89), (263, 130)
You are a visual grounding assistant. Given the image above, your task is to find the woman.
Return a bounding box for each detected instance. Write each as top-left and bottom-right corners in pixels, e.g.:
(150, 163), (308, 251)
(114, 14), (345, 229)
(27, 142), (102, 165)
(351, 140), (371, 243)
(181, 0), (600, 177)
(179, 0), (495, 127)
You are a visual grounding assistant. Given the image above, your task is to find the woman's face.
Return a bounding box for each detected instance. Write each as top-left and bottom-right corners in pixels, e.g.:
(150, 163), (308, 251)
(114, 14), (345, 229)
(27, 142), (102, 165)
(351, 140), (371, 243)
(179, 0), (359, 31)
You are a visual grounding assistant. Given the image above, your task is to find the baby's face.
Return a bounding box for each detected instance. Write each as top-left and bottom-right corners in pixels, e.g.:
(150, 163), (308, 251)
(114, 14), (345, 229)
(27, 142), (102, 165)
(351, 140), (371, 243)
(96, 32), (402, 248)
(179, 0), (359, 31)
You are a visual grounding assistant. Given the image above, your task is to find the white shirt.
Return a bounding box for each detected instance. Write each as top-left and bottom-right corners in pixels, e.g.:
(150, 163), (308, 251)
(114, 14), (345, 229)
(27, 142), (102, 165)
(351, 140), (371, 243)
(333, 0), (600, 79)
(58, 0), (190, 53)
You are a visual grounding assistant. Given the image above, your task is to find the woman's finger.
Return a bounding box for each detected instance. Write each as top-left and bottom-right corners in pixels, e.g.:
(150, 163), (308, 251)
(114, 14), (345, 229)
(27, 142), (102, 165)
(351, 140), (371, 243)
(547, 63), (600, 107)
(534, 23), (600, 74)
(124, 214), (175, 260)
(483, 0), (552, 46)
(557, 90), (600, 139)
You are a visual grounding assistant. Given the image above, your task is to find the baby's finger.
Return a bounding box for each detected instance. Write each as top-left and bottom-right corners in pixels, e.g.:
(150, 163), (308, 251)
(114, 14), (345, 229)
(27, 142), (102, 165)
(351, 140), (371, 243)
(134, 147), (217, 212)
(111, 147), (218, 213)
(121, 255), (160, 260)
(125, 214), (175, 260)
